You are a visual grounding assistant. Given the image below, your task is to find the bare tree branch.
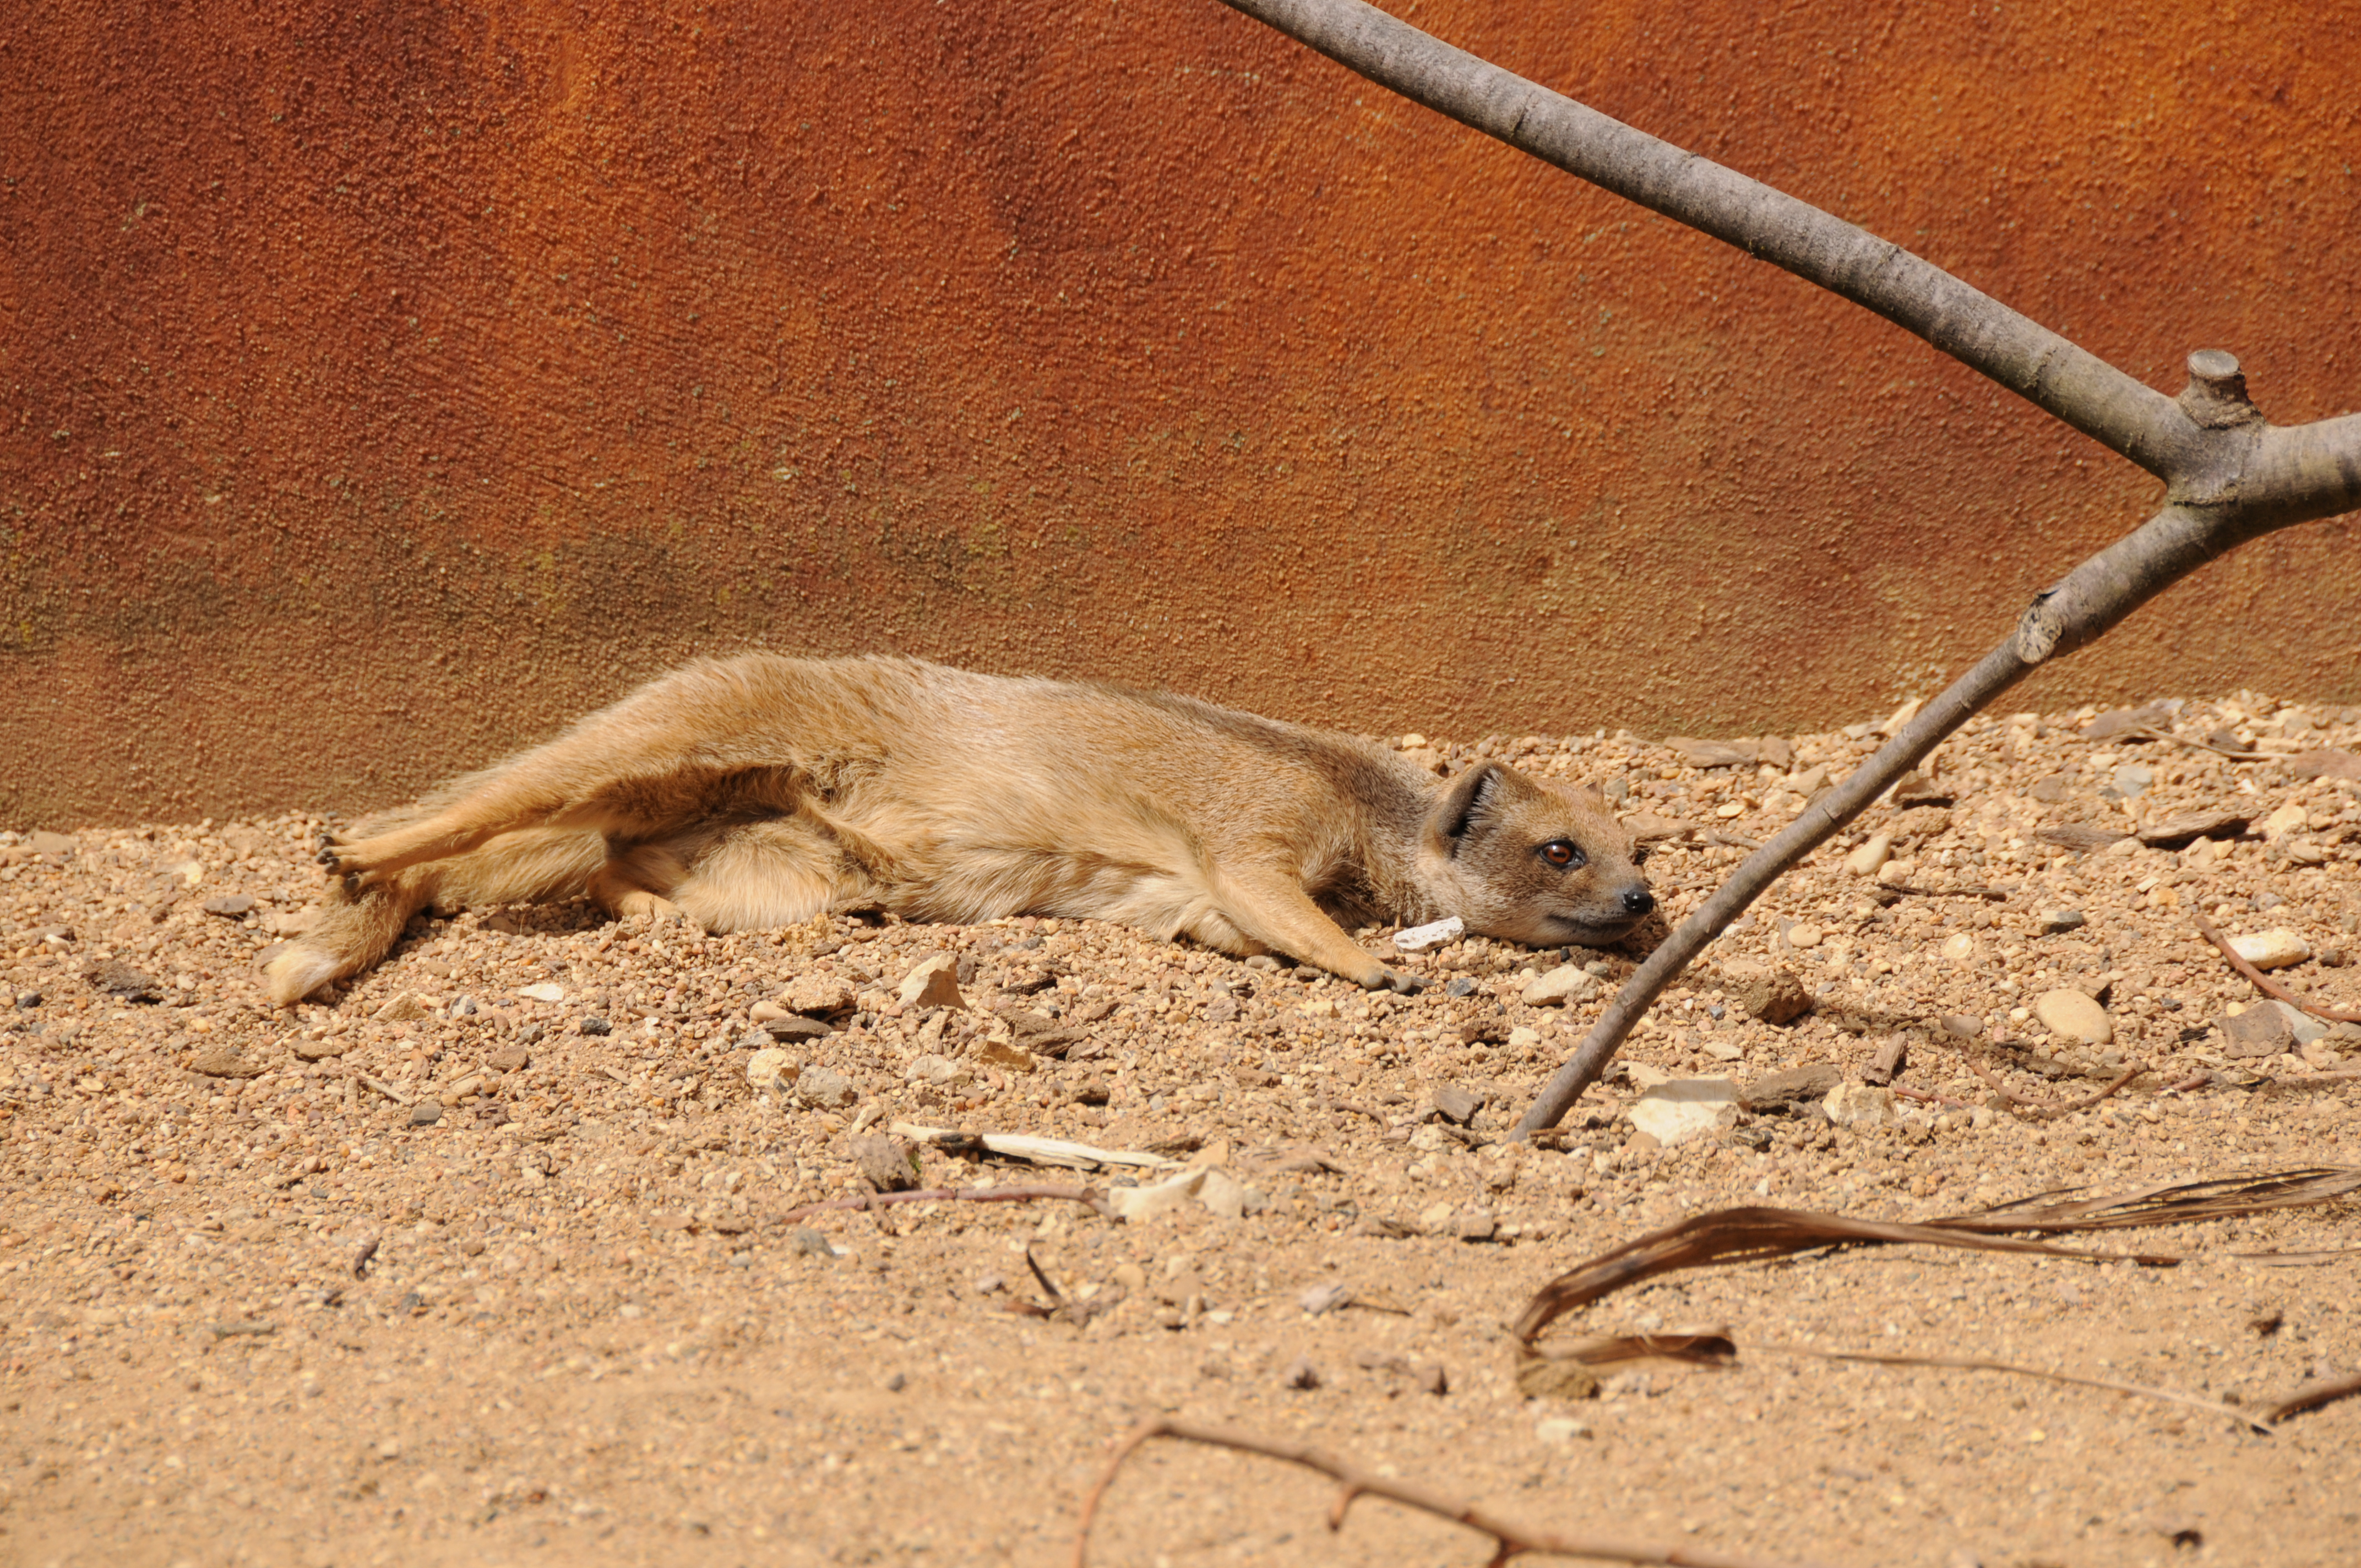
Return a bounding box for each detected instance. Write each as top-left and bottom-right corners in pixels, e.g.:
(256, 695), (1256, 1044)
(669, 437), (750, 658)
(1196, 0), (2361, 1135)
(1072, 1416), (1841, 1568)
(1214, 0), (2193, 472)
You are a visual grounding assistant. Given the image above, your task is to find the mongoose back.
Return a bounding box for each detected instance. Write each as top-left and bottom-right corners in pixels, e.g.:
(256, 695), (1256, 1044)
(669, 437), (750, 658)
(267, 655), (1653, 1004)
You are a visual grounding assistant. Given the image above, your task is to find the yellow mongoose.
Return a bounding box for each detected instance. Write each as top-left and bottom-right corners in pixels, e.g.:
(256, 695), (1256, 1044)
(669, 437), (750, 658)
(267, 655), (1652, 1004)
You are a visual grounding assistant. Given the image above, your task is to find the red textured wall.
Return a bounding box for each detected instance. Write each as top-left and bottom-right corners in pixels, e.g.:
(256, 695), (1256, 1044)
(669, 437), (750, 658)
(6, 1), (2358, 826)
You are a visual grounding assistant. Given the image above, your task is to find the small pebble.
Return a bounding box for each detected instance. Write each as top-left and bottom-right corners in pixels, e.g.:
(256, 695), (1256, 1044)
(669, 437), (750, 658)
(407, 1102), (443, 1126)
(2034, 988), (2112, 1046)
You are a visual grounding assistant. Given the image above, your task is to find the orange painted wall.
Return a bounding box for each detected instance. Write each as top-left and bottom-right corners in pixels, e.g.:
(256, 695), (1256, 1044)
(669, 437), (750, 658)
(6, 1), (2358, 825)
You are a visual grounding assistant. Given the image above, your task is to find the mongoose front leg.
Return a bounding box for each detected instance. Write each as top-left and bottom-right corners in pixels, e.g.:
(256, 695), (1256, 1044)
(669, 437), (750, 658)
(1211, 869), (1424, 993)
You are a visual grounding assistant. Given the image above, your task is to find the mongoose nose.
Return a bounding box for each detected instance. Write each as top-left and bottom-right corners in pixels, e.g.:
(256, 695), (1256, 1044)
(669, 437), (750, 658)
(1622, 887), (1655, 917)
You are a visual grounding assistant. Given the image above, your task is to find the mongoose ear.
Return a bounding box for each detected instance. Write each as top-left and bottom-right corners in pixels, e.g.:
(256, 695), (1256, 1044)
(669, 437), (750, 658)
(1430, 762), (1509, 855)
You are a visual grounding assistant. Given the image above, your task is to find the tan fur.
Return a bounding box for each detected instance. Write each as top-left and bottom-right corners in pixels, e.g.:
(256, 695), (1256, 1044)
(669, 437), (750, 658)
(266, 656), (1652, 1004)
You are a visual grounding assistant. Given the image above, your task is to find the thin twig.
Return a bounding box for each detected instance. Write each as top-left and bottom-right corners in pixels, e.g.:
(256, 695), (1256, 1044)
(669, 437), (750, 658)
(1071, 1417), (1837, 1568)
(779, 1183), (1116, 1223)
(1754, 1343), (2272, 1436)
(2193, 911), (2361, 1023)
(1889, 1083), (1973, 1110)
(2263, 1368), (2361, 1423)
(1967, 1054), (2144, 1119)
(2116, 726), (2271, 760)
(359, 1075), (412, 1107)
(1876, 883), (2011, 902)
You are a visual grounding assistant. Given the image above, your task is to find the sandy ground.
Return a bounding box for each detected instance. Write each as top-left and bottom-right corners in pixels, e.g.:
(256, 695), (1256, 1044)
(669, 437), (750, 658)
(3, 692), (2359, 1568)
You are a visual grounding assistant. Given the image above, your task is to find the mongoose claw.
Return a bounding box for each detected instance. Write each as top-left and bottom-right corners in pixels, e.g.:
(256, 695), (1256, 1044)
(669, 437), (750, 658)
(314, 846), (343, 869)
(1373, 968), (1426, 995)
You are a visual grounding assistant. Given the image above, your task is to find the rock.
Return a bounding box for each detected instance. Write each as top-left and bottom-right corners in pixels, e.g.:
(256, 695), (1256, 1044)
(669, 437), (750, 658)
(408, 1101), (443, 1126)
(2220, 1005), (2295, 1059)
(488, 1044), (531, 1071)
(1728, 965), (1812, 1026)
(1194, 1166), (1253, 1221)
(2112, 763), (2156, 798)
(1107, 1168), (1209, 1223)
(2038, 824), (2128, 853)
(745, 1048), (795, 1092)
(291, 1036), (349, 1061)
(578, 1016), (612, 1036)
(1516, 1357), (1601, 1401)
(1627, 1077), (1739, 1147)
(2139, 810), (2249, 847)
(1865, 1036), (1908, 1086)
(1940, 1013), (1985, 1038)
(2261, 801), (2310, 842)
(847, 1136), (919, 1193)
(1822, 1083), (1902, 1129)
(2037, 909), (2088, 935)
(788, 1227), (835, 1258)
(1429, 1086), (1484, 1125)
(2267, 1000), (2329, 1047)
(1453, 1208), (1499, 1242)
(1664, 737), (1755, 769)
(972, 1035), (1037, 1073)
(896, 954), (965, 1011)
(2287, 748), (2361, 782)
(904, 1053), (973, 1088)
(1783, 922), (1823, 950)
(1742, 1063), (1841, 1113)
(1281, 1357), (1323, 1391)
(2027, 775), (2070, 803)
(2083, 703), (2173, 741)
(1891, 771), (1954, 808)
(1878, 698), (1923, 736)
(2034, 988), (2112, 1046)
(761, 1014), (834, 1043)
(515, 982), (564, 1004)
(372, 992), (432, 1022)
(25, 830), (75, 854)
(792, 1066), (858, 1109)
(782, 974), (857, 1017)
(191, 1048), (268, 1079)
(1440, 976), (1481, 999)
(1298, 1281), (1352, 1316)
(1939, 932), (1977, 963)
(1512, 963), (1593, 1006)
(1506, 1025), (1542, 1052)
(1875, 858), (1914, 886)
(1844, 834), (1893, 876)
(200, 895), (256, 918)
(82, 960), (166, 1004)
(2229, 929), (2311, 971)
(1393, 915), (1465, 952)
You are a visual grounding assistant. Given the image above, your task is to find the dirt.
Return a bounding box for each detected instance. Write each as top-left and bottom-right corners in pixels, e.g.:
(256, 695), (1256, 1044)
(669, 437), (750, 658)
(3, 693), (2358, 1567)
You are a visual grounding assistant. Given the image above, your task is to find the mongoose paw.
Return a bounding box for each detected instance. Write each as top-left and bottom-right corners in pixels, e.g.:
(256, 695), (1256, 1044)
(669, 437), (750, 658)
(1368, 968), (1426, 995)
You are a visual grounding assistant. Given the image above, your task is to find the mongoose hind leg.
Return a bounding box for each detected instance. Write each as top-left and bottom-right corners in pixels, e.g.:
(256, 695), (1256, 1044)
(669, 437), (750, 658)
(1207, 868), (1423, 993)
(587, 845), (698, 929)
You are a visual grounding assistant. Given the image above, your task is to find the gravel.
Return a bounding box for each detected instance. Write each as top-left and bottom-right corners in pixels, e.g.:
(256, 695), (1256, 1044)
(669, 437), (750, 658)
(0, 694), (2357, 1564)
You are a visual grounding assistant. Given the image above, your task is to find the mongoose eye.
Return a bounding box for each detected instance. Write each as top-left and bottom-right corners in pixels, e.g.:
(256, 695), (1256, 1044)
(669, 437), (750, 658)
(1539, 840), (1585, 870)
(1632, 844), (1651, 865)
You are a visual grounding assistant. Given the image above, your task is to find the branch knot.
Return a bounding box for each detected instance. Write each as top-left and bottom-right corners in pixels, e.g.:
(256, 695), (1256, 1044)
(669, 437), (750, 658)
(2177, 348), (2264, 430)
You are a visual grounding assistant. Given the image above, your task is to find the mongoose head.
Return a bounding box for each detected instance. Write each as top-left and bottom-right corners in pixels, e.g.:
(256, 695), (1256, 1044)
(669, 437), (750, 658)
(1416, 763), (1653, 948)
